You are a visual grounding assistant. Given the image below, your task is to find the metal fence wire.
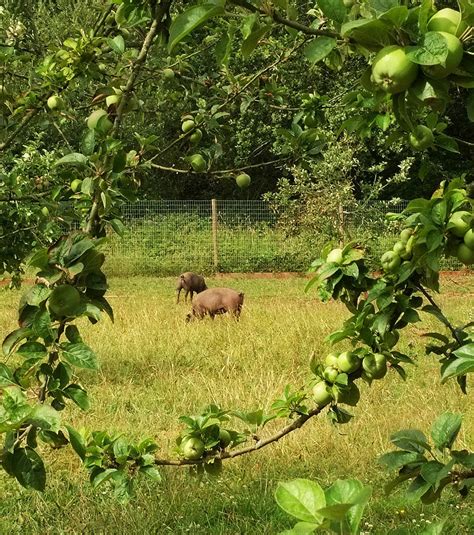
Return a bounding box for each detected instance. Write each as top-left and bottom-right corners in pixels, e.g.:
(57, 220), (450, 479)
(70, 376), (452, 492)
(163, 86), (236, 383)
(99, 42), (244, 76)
(106, 199), (467, 276)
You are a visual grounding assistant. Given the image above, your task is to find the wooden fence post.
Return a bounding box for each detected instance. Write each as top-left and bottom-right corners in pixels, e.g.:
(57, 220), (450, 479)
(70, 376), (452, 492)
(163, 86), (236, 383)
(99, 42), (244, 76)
(211, 198), (219, 270)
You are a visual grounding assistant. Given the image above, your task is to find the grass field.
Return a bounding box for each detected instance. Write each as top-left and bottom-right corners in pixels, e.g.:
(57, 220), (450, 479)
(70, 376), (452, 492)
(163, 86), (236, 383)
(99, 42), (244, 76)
(0, 274), (473, 534)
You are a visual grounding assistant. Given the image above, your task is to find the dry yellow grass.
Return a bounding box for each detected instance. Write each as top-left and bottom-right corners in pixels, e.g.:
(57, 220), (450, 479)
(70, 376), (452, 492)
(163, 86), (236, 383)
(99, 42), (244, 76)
(0, 274), (473, 534)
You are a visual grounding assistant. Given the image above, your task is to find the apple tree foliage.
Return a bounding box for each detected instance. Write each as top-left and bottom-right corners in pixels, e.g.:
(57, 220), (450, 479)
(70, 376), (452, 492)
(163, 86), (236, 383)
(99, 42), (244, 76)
(0, 0), (473, 518)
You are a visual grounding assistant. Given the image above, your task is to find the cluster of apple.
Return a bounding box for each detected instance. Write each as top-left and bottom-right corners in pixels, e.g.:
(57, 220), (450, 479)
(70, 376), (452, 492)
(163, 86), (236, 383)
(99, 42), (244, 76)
(446, 210), (474, 265)
(178, 428), (232, 461)
(312, 350), (388, 408)
(369, 8), (470, 151)
(381, 228), (414, 273)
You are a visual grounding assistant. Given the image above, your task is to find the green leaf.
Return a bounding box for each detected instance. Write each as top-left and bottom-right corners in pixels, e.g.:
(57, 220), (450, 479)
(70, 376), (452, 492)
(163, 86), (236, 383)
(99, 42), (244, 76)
(10, 447), (46, 491)
(55, 153), (89, 167)
(140, 465), (162, 481)
(390, 429), (431, 453)
(2, 328), (32, 357)
(325, 478), (372, 534)
(280, 522), (320, 534)
(304, 37), (337, 64)
(406, 475), (431, 501)
(168, 4), (224, 52)
(66, 425), (86, 460)
(108, 35), (125, 54)
(434, 134), (459, 153)
(275, 479), (326, 524)
(379, 451), (426, 470)
(318, 0), (346, 23)
(61, 342), (99, 370)
(430, 412), (462, 450)
(113, 436), (130, 463)
(305, 265), (340, 292)
(241, 25), (271, 58)
(406, 32), (448, 66)
(26, 405), (61, 432)
(92, 468), (118, 489)
(316, 503), (353, 520)
(63, 384), (90, 410)
(418, 519), (447, 535)
(16, 342), (48, 360)
(81, 129), (95, 156)
(341, 19), (394, 49)
(0, 363), (15, 387)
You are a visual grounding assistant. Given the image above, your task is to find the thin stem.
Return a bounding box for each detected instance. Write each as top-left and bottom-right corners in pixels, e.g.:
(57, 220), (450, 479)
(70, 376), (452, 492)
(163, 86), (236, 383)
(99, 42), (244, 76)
(152, 406), (322, 466)
(229, 0), (338, 38)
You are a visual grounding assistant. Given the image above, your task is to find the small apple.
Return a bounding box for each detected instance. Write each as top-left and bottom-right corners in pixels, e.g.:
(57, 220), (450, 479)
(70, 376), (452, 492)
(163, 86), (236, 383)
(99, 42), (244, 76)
(189, 154), (206, 173)
(381, 251), (401, 272)
(236, 173), (251, 189)
(47, 95), (64, 110)
(448, 211), (472, 238)
(87, 109), (113, 133)
(189, 129), (202, 144)
(392, 241), (406, 256)
(427, 8), (467, 37)
(457, 243), (474, 265)
(312, 381), (333, 407)
(327, 248), (343, 264)
(362, 353), (387, 379)
(337, 351), (361, 374)
(181, 437), (205, 460)
(325, 353), (339, 367)
(182, 119), (195, 133)
(323, 366), (339, 383)
(409, 125), (434, 151)
(399, 228), (413, 244)
(463, 228), (474, 250)
(163, 68), (175, 80)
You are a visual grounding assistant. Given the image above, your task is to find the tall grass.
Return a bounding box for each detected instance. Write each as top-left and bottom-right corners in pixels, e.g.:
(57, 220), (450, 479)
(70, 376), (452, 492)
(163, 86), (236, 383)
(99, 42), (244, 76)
(0, 275), (473, 534)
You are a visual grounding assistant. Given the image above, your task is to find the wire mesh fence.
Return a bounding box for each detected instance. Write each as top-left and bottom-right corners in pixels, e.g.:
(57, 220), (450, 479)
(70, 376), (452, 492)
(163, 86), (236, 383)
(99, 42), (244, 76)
(105, 199), (467, 276)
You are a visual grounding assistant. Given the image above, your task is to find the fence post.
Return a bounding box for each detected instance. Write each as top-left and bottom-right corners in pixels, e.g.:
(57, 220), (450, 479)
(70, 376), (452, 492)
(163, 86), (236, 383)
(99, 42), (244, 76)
(338, 204), (344, 247)
(211, 198), (219, 270)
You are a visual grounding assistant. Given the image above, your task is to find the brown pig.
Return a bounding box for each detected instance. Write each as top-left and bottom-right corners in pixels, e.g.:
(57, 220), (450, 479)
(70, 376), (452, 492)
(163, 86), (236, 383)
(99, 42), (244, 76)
(186, 287), (244, 321)
(176, 272), (207, 304)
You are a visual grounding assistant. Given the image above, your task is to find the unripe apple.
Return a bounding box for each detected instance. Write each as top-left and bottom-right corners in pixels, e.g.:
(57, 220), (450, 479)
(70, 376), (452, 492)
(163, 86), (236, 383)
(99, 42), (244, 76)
(181, 437), (205, 460)
(427, 8), (468, 37)
(87, 109), (113, 133)
(325, 353), (339, 367)
(381, 251), (401, 272)
(189, 129), (202, 144)
(337, 351), (361, 374)
(457, 243), (474, 265)
(70, 179), (82, 192)
(399, 228), (413, 244)
(47, 95), (64, 110)
(312, 381), (333, 407)
(323, 366), (339, 383)
(219, 429), (231, 448)
(362, 353), (387, 379)
(236, 173), (251, 189)
(189, 154), (206, 173)
(163, 68), (175, 80)
(182, 119), (195, 133)
(464, 229), (474, 250)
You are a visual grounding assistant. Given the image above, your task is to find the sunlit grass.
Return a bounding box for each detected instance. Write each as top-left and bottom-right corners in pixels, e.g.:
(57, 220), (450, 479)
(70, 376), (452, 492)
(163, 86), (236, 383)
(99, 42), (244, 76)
(0, 274), (473, 534)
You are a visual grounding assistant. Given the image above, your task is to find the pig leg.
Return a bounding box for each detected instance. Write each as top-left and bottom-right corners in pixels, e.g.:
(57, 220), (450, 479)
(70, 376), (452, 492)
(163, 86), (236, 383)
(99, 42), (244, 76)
(176, 287), (182, 304)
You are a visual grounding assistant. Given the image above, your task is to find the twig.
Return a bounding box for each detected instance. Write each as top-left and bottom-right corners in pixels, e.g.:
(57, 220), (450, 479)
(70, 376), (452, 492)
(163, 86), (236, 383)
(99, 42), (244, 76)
(152, 406), (322, 466)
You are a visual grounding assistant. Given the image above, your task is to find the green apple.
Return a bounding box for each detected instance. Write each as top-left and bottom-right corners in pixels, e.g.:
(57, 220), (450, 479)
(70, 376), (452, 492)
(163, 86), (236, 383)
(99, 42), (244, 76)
(325, 353), (339, 367)
(371, 46), (418, 94)
(312, 381), (333, 407)
(457, 243), (474, 265)
(327, 248), (343, 264)
(362, 353), (387, 380)
(236, 173), (251, 189)
(163, 68), (175, 80)
(47, 95), (64, 110)
(337, 351), (361, 373)
(464, 228), (474, 250)
(189, 154), (206, 173)
(189, 129), (202, 144)
(448, 211), (472, 237)
(392, 241), (406, 256)
(401, 235), (415, 259)
(381, 251), (401, 272)
(427, 8), (468, 37)
(336, 382), (360, 406)
(323, 366), (339, 383)
(399, 228), (413, 244)
(181, 437), (205, 460)
(182, 119), (195, 133)
(409, 125), (434, 151)
(87, 109), (113, 133)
